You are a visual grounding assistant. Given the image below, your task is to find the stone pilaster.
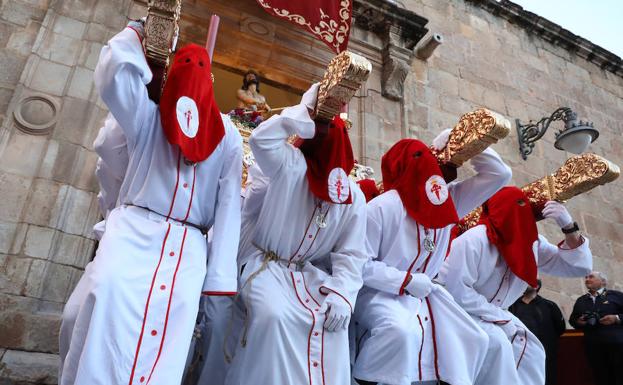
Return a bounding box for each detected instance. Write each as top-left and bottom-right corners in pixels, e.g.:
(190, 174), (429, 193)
(353, 0), (429, 101)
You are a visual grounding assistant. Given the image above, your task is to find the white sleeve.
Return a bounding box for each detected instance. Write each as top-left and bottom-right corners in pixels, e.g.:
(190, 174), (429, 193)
(248, 102), (315, 179)
(450, 148), (512, 218)
(202, 127), (243, 295)
(442, 231), (512, 324)
(319, 187), (368, 312)
(362, 203), (409, 296)
(94, 28), (155, 150)
(536, 234), (592, 277)
(93, 114), (128, 182)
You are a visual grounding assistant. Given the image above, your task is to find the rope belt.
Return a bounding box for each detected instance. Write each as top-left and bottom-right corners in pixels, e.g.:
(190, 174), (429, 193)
(223, 243), (305, 363)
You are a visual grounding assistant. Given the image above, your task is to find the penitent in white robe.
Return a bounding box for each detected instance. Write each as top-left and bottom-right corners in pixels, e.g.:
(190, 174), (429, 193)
(59, 27), (242, 385)
(353, 147), (512, 385)
(224, 99), (368, 385)
(192, 164), (269, 385)
(59, 113), (128, 380)
(438, 225), (592, 385)
(92, 113), (129, 238)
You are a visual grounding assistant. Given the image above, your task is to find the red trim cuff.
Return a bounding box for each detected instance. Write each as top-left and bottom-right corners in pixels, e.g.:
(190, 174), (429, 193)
(202, 291), (237, 296)
(399, 272), (411, 296)
(319, 286), (353, 313)
(126, 26), (144, 44)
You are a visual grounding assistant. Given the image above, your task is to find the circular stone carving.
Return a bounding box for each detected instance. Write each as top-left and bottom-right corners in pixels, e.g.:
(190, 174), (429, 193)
(13, 93), (59, 135)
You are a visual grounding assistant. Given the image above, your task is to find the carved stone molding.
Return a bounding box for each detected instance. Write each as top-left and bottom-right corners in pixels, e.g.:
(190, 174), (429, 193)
(13, 92), (60, 135)
(353, 0), (429, 101)
(381, 43), (411, 101)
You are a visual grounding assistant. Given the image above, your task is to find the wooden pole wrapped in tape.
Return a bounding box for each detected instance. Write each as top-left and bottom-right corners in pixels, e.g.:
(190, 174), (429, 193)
(431, 108), (511, 167)
(315, 51), (372, 123)
(456, 153), (620, 234)
(144, 0), (182, 103)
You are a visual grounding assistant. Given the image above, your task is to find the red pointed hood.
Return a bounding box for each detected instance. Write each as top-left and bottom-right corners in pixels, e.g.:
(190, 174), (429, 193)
(479, 186), (539, 287)
(381, 139), (458, 229)
(160, 44), (225, 163)
(296, 116), (355, 204)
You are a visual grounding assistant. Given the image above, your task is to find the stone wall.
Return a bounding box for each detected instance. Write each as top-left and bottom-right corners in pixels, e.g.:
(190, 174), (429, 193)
(0, 0), (134, 383)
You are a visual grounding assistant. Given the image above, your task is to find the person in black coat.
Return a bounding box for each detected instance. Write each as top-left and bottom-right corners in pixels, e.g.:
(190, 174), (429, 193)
(569, 271), (623, 385)
(510, 279), (566, 385)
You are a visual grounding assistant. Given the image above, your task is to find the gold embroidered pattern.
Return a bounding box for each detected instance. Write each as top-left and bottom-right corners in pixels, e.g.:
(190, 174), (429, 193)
(256, 0), (351, 53)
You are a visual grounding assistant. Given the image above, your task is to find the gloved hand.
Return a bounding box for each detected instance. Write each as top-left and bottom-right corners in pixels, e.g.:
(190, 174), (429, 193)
(500, 321), (517, 340)
(431, 128), (452, 151)
(405, 273), (433, 298)
(127, 17), (146, 39)
(319, 293), (351, 332)
(301, 83), (320, 112)
(542, 201), (573, 229)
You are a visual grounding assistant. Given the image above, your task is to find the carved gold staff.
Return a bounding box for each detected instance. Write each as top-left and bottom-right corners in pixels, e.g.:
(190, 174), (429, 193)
(456, 153), (621, 235)
(143, 0), (182, 103)
(234, 50), (373, 186)
(431, 108), (511, 167)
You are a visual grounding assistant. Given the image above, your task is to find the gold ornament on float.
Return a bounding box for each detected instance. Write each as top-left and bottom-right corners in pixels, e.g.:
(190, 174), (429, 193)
(315, 51), (372, 123)
(431, 108), (511, 167)
(455, 153), (620, 235)
(144, 0), (182, 102)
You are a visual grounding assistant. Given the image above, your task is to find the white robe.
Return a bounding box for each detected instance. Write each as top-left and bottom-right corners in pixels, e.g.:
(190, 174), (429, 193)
(224, 101), (368, 385)
(353, 148), (512, 385)
(91, 113), (129, 238)
(193, 164), (268, 385)
(59, 27), (242, 385)
(438, 225), (592, 385)
(59, 113), (128, 380)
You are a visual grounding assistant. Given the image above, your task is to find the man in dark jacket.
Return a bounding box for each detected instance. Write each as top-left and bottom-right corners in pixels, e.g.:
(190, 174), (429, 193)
(570, 271), (623, 385)
(510, 279), (566, 385)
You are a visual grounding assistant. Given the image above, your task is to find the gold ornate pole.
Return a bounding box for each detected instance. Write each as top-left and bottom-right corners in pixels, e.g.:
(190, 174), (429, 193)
(233, 50), (373, 186)
(431, 108), (511, 167)
(315, 51), (372, 123)
(456, 153), (620, 234)
(144, 0), (182, 103)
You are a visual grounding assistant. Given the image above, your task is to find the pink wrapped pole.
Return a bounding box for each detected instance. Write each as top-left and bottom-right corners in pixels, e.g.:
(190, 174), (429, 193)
(205, 15), (220, 63)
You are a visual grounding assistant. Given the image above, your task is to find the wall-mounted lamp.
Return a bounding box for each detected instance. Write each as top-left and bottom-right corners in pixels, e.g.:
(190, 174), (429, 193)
(516, 107), (599, 160)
